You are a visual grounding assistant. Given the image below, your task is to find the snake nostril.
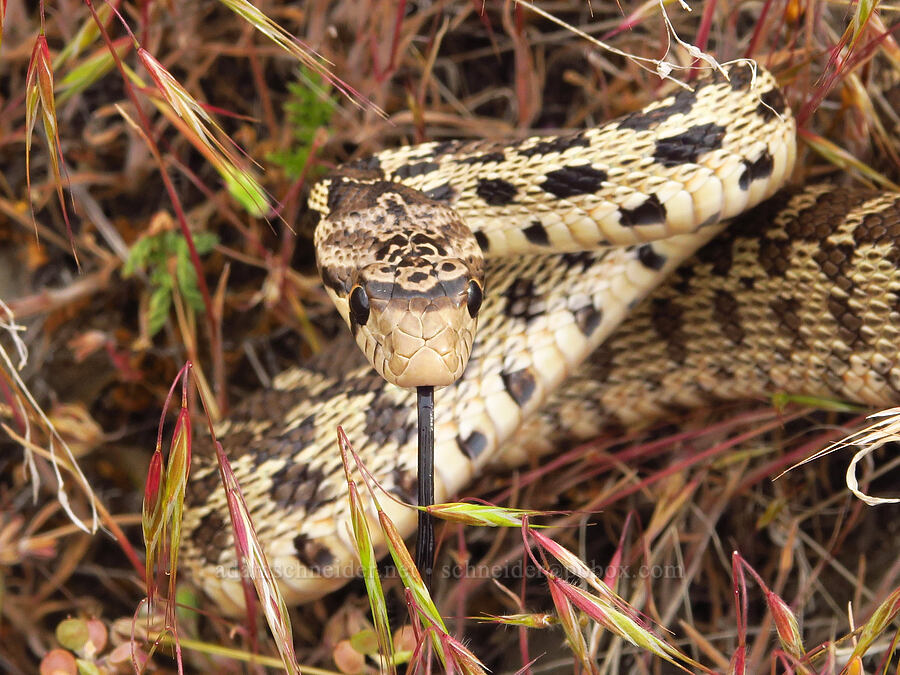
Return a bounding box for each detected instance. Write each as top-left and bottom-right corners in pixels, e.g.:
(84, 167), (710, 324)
(467, 280), (483, 318)
(349, 286), (371, 325)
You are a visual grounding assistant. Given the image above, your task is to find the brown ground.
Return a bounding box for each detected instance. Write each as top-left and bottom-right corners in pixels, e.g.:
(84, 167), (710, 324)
(1, 1), (900, 673)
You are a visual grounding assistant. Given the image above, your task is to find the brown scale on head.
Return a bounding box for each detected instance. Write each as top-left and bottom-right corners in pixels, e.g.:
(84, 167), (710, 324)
(315, 178), (485, 388)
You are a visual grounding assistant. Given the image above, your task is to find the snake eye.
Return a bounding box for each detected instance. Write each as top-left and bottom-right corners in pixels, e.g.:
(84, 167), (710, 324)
(349, 286), (370, 325)
(466, 280), (483, 318)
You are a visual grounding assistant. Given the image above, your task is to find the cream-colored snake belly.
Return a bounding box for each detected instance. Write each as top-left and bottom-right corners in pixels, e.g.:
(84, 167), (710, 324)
(181, 63), (900, 614)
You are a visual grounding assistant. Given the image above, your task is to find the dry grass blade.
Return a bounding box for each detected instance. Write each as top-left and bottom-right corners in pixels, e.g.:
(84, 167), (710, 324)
(545, 574), (598, 674)
(338, 427), (486, 673)
(136, 48), (269, 217)
(211, 439), (301, 674)
(799, 128), (900, 191)
(142, 364), (302, 672)
(766, 591), (806, 662)
(377, 500), (446, 657)
(784, 407), (900, 505)
(4, 0), (900, 672)
(832, 0), (879, 69)
(337, 428), (396, 675)
(526, 524), (705, 672)
(25, 32), (77, 265)
(515, 0), (738, 85)
(215, 0), (381, 116)
(0, 301), (98, 535)
(142, 363), (193, 625)
(479, 612), (556, 629)
(729, 551), (900, 672)
(736, 554), (808, 665)
(56, 40), (127, 106)
(425, 501), (554, 527)
(52, 2), (111, 69)
(851, 587), (900, 657)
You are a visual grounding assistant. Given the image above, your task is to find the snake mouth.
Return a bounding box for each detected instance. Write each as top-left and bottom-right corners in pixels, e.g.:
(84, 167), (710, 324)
(382, 328), (474, 388)
(387, 343), (464, 387)
(364, 295), (477, 388)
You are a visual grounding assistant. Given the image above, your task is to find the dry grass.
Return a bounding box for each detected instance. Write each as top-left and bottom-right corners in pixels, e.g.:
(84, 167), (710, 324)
(1, 0), (900, 672)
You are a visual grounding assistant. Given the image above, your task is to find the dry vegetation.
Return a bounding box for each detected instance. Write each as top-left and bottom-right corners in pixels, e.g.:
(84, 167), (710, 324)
(1, 0), (900, 673)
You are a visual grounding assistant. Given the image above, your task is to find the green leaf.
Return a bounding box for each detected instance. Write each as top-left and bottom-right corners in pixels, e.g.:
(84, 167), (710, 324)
(125, 229), (219, 332)
(56, 618), (89, 652)
(76, 658), (102, 675)
(123, 238), (154, 277)
(175, 244), (205, 311)
(148, 287), (172, 336)
(193, 231), (219, 254)
(223, 169), (269, 218)
(349, 629), (379, 655)
(267, 68), (336, 178)
(56, 46), (120, 106)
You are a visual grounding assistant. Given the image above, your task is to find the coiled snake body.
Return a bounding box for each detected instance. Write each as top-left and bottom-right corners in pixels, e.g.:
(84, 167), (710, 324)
(182, 63), (900, 614)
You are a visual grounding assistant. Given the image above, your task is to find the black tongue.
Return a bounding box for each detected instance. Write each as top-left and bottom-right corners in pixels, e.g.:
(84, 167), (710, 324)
(416, 385), (435, 591)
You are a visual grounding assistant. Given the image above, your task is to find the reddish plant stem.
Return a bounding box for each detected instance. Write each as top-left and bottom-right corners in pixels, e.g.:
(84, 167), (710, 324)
(744, 0), (775, 58)
(386, 0), (407, 78)
(689, 0), (717, 80)
(83, 0), (225, 412)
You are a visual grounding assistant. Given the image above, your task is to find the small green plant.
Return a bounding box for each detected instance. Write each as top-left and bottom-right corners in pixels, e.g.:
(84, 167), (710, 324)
(268, 69), (336, 178)
(123, 229), (219, 336)
(40, 616), (148, 674)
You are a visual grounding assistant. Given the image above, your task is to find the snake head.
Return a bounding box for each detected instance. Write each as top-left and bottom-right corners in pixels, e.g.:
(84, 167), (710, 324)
(350, 258), (483, 387)
(315, 181), (485, 389)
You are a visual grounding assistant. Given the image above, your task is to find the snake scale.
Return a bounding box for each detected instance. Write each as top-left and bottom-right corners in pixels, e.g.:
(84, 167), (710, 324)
(181, 62), (900, 615)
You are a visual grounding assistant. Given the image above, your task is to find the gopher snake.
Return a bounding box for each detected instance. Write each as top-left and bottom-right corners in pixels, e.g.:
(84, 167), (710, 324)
(182, 63), (900, 614)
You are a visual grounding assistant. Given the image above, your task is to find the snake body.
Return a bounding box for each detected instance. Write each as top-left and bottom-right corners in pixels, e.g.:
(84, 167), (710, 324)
(182, 63), (900, 614)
